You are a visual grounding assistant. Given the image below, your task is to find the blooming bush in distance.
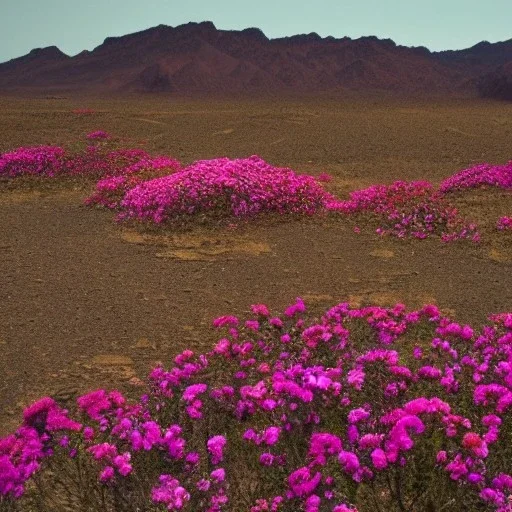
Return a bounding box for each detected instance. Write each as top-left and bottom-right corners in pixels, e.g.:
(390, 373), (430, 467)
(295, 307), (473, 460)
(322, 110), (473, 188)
(69, 147), (153, 177)
(497, 217), (512, 231)
(0, 136), (177, 182)
(316, 172), (333, 183)
(120, 155), (340, 224)
(1, 299), (511, 511)
(440, 162), (512, 193)
(332, 180), (480, 242)
(86, 130), (111, 140)
(0, 146), (66, 178)
(2, 142), (511, 247)
(85, 156), (182, 209)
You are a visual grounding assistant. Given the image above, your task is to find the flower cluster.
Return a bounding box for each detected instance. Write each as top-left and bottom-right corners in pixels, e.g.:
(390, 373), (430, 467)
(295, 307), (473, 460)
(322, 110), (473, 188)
(69, 147), (153, 177)
(497, 217), (512, 231)
(316, 173), (333, 183)
(0, 397), (80, 498)
(86, 130), (111, 140)
(1, 300), (511, 511)
(0, 146), (66, 178)
(0, 141), (178, 183)
(440, 162), (512, 193)
(2, 140), (510, 246)
(120, 156), (339, 224)
(85, 156), (181, 209)
(332, 180), (480, 242)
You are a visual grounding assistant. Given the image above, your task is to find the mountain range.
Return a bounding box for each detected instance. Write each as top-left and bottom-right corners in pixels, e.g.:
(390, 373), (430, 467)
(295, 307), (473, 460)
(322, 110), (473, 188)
(1, 21), (511, 99)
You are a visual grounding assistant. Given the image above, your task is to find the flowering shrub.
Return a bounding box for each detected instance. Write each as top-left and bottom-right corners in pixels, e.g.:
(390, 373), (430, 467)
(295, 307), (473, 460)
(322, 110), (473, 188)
(316, 173), (333, 183)
(87, 130), (111, 140)
(0, 146), (66, 178)
(332, 181), (480, 242)
(1, 300), (511, 511)
(0, 143), (173, 182)
(2, 143), (510, 247)
(120, 156), (339, 224)
(70, 148), (153, 177)
(85, 156), (181, 209)
(440, 162), (512, 193)
(85, 175), (144, 209)
(497, 217), (512, 231)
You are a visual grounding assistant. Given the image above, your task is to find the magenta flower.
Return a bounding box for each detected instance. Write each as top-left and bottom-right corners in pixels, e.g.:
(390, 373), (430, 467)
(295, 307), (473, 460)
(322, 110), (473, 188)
(261, 427), (281, 446)
(23, 397), (81, 433)
(210, 468), (226, 483)
(497, 216), (512, 231)
(347, 408), (370, 424)
(151, 475), (190, 510)
(288, 467), (322, 497)
(371, 449), (388, 470)
(207, 435), (227, 464)
(338, 451), (360, 475)
(309, 433), (342, 465)
(462, 432), (489, 458)
(86, 130), (111, 140)
(251, 304), (270, 316)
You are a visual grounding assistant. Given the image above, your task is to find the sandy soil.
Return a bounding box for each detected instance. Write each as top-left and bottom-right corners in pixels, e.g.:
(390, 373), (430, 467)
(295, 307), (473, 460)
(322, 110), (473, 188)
(0, 96), (511, 434)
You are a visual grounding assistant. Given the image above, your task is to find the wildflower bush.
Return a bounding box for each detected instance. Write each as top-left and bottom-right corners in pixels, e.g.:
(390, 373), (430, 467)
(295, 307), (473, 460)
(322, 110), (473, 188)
(332, 181), (480, 242)
(440, 162), (512, 193)
(86, 130), (111, 141)
(119, 156), (340, 224)
(85, 156), (181, 209)
(0, 146), (67, 178)
(2, 141), (510, 246)
(497, 217), (512, 231)
(316, 173), (333, 183)
(1, 300), (511, 511)
(0, 137), (176, 182)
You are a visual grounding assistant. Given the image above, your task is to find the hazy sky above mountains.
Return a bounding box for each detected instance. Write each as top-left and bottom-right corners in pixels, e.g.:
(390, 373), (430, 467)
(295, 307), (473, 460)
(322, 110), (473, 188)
(1, 0), (511, 62)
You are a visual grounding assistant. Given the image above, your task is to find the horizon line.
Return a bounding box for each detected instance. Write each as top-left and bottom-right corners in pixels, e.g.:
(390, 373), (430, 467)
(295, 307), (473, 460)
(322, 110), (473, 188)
(2, 20), (511, 65)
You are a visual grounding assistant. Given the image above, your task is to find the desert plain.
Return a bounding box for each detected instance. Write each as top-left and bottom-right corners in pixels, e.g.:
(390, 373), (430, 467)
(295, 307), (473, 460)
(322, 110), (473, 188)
(0, 94), (511, 435)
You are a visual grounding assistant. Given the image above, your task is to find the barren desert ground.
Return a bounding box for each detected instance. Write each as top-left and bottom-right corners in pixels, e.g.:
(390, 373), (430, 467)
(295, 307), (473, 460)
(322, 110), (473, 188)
(1, 95), (511, 435)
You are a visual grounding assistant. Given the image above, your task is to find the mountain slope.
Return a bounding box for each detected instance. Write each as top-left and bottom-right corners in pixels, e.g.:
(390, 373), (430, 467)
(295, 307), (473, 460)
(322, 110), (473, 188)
(0, 22), (511, 97)
(477, 61), (512, 100)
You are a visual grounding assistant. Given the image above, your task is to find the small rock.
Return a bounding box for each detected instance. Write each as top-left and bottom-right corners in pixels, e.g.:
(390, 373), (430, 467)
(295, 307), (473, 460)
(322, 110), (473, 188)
(370, 248), (394, 259)
(128, 377), (145, 387)
(134, 338), (156, 350)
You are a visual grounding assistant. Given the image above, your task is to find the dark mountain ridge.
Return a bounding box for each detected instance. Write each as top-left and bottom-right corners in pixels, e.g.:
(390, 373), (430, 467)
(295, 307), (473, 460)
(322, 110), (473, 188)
(1, 22), (511, 98)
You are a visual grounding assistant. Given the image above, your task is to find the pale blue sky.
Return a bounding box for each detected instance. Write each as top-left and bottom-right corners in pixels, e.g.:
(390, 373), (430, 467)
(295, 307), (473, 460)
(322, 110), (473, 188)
(1, 0), (511, 63)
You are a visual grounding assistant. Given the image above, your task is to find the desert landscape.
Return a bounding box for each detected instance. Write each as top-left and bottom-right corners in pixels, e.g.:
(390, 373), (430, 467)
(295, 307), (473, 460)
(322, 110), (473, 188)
(0, 15), (511, 512)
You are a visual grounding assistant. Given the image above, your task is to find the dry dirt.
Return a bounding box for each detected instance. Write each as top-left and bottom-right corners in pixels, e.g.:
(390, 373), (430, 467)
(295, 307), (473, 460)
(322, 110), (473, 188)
(0, 96), (511, 434)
